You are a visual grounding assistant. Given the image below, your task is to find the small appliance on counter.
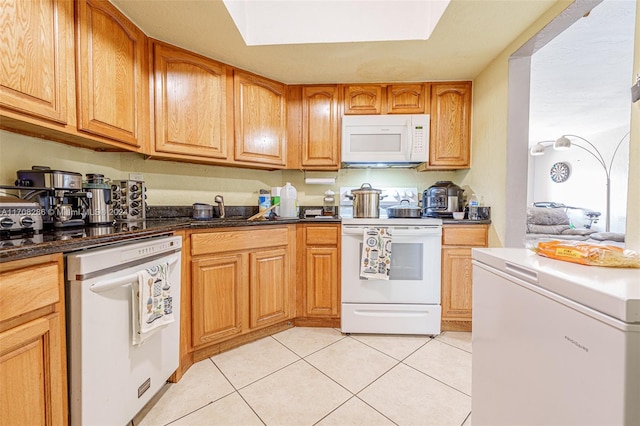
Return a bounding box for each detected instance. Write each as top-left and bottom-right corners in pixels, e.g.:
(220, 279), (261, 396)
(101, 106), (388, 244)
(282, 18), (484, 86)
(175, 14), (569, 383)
(112, 180), (146, 221)
(423, 181), (464, 218)
(0, 195), (44, 235)
(83, 174), (114, 225)
(14, 166), (91, 227)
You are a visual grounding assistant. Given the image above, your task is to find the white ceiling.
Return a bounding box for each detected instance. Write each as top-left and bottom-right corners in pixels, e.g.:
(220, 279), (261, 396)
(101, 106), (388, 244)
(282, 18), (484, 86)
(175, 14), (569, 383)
(529, 0), (637, 143)
(110, 0), (558, 84)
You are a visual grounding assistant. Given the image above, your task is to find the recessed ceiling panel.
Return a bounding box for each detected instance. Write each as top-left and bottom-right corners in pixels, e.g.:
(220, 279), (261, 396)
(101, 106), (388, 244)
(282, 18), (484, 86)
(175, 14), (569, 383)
(222, 0), (450, 46)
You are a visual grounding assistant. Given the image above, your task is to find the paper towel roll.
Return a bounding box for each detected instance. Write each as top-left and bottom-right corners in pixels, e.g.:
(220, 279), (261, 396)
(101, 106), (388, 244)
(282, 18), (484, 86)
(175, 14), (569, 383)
(304, 178), (336, 185)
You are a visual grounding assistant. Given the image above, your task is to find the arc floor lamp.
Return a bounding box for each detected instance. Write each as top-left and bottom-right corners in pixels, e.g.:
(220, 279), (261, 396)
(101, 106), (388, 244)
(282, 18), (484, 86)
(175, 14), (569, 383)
(530, 132), (630, 232)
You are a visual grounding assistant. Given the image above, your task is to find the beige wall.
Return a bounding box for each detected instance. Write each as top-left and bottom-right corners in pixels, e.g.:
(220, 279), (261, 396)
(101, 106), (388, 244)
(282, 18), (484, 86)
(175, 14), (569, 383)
(0, 130), (459, 207)
(470, 0), (640, 250)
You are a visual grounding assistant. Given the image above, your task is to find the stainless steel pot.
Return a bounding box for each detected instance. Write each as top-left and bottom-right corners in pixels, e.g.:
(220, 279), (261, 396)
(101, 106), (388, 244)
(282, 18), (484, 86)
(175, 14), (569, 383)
(387, 200), (422, 218)
(347, 183), (385, 218)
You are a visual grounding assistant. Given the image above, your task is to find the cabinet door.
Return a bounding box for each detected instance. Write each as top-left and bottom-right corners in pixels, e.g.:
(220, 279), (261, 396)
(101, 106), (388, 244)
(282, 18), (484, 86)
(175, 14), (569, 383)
(343, 85), (382, 114)
(152, 41), (232, 160)
(249, 248), (290, 329)
(305, 247), (339, 317)
(301, 86), (339, 169)
(0, 0), (72, 124)
(0, 314), (66, 426)
(387, 84), (428, 114)
(191, 254), (244, 345)
(429, 82), (471, 169)
(234, 72), (286, 167)
(441, 247), (473, 321)
(76, 0), (148, 148)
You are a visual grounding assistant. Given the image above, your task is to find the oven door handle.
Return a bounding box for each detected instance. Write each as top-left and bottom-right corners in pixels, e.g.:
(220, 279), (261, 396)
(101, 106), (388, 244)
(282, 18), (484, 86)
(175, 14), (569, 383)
(342, 227), (441, 236)
(89, 255), (180, 294)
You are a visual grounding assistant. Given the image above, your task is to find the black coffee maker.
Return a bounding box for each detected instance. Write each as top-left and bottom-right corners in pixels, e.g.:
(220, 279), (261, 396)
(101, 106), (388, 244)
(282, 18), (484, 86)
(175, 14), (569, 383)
(423, 181), (464, 218)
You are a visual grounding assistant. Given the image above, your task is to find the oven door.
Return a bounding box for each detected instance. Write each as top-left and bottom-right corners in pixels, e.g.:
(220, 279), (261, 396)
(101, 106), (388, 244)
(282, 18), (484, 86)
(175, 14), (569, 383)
(341, 225), (441, 304)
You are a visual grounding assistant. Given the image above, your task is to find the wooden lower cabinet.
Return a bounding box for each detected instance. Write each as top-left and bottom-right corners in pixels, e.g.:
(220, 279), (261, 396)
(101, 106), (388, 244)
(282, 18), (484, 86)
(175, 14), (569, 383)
(189, 226), (295, 357)
(296, 224), (340, 327)
(441, 224), (488, 331)
(0, 254), (67, 425)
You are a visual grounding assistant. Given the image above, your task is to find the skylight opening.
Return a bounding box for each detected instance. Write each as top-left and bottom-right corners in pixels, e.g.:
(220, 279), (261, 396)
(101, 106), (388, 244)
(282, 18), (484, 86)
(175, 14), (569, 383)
(222, 0), (451, 46)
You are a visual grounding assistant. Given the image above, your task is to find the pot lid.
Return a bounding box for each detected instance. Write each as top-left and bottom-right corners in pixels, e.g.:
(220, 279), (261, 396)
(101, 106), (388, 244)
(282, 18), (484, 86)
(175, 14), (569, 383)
(351, 183), (382, 194)
(387, 200), (421, 210)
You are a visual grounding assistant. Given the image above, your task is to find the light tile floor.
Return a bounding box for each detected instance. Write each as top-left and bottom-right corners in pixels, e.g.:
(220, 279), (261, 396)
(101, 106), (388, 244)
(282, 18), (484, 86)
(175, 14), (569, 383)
(137, 327), (472, 426)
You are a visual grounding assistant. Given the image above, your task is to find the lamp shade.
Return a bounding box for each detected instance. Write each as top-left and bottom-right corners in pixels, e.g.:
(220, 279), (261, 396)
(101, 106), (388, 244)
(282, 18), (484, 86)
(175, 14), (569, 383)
(530, 143), (546, 156)
(554, 136), (572, 150)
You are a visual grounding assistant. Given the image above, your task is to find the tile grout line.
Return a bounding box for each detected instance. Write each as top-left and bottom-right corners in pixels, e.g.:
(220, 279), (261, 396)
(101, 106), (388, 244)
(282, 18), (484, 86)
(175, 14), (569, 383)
(400, 360), (472, 398)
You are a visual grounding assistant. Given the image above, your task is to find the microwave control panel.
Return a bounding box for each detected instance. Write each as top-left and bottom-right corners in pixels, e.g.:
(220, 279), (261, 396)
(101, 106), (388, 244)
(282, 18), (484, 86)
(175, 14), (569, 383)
(412, 125), (426, 154)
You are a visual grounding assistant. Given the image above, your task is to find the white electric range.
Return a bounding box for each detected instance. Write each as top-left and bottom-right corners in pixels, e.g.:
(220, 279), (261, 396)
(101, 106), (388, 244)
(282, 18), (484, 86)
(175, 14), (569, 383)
(340, 187), (442, 335)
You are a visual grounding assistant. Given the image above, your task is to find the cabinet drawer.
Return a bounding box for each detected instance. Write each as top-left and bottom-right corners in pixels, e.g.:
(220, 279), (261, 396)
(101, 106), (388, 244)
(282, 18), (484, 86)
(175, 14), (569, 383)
(305, 226), (339, 245)
(192, 227), (289, 256)
(0, 262), (60, 323)
(442, 225), (488, 247)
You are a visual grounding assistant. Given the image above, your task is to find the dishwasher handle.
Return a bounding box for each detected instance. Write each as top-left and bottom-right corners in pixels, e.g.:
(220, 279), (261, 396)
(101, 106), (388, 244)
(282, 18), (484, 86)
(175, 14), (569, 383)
(89, 255), (180, 293)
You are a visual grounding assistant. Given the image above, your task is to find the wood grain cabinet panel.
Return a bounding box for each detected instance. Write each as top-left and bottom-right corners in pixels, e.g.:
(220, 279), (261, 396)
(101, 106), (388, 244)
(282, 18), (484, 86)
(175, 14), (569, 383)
(234, 71), (286, 167)
(151, 40), (232, 160)
(0, 254), (67, 425)
(428, 82), (471, 169)
(76, 0), (148, 148)
(191, 254), (244, 345)
(343, 85), (383, 114)
(249, 248), (291, 328)
(297, 224), (341, 323)
(301, 86), (340, 169)
(387, 84), (428, 114)
(441, 247), (473, 320)
(0, 0), (73, 124)
(441, 224), (488, 331)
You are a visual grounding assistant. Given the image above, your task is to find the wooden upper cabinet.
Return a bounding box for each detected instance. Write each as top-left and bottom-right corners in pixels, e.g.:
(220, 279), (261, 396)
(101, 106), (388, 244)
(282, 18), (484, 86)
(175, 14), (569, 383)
(428, 82), (471, 169)
(343, 85), (383, 114)
(301, 86), (339, 169)
(234, 71), (286, 167)
(151, 40), (232, 160)
(76, 0), (148, 148)
(0, 0), (73, 124)
(387, 84), (429, 114)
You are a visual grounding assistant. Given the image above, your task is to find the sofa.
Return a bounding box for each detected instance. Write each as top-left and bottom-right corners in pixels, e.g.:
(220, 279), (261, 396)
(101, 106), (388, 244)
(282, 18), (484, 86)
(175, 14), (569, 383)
(525, 207), (625, 246)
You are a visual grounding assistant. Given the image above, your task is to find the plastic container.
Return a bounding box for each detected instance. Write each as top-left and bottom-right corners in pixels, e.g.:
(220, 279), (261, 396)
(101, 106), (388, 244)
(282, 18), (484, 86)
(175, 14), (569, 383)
(279, 182), (298, 218)
(258, 190), (271, 218)
(271, 187), (281, 216)
(323, 190), (336, 216)
(468, 193), (479, 220)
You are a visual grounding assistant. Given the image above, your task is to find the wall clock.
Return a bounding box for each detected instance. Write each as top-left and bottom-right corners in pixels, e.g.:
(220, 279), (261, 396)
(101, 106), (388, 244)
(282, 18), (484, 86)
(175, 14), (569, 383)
(550, 161), (571, 183)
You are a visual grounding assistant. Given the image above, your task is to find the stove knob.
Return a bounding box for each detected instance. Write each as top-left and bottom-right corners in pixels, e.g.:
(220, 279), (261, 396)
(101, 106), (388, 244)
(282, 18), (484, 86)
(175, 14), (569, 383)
(130, 184), (139, 192)
(0, 217), (15, 228)
(20, 216), (35, 228)
(130, 209), (139, 216)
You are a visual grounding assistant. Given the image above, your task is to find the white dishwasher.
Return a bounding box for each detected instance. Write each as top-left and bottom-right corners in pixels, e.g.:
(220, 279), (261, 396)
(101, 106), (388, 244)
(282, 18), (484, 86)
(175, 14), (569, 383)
(472, 248), (640, 426)
(65, 235), (182, 426)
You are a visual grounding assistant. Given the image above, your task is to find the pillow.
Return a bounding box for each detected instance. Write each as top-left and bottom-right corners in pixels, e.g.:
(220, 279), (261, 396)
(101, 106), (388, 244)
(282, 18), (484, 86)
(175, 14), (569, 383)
(590, 232), (625, 242)
(527, 224), (571, 234)
(561, 228), (596, 236)
(527, 207), (570, 226)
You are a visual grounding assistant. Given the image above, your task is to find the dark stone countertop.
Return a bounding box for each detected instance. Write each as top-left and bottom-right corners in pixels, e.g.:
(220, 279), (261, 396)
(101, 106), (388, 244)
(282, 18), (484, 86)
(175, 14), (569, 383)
(0, 215), (341, 262)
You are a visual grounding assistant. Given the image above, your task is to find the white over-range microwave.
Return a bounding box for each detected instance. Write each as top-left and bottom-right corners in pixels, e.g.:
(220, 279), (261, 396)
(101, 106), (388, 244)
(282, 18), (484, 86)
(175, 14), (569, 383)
(341, 114), (430, 168)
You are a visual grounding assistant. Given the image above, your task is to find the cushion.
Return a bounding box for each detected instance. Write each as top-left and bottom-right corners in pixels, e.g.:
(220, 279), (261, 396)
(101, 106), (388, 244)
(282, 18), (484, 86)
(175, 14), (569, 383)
(561, 228), (597, 236)
(527, 207), (570, 226)
(527, 224), (571, 235)
(590, 232), (625, 242)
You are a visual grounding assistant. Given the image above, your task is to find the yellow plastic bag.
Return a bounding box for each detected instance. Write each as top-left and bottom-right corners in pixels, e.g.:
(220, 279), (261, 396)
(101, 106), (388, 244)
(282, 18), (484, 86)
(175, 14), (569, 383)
(533, 240), (640, 268)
